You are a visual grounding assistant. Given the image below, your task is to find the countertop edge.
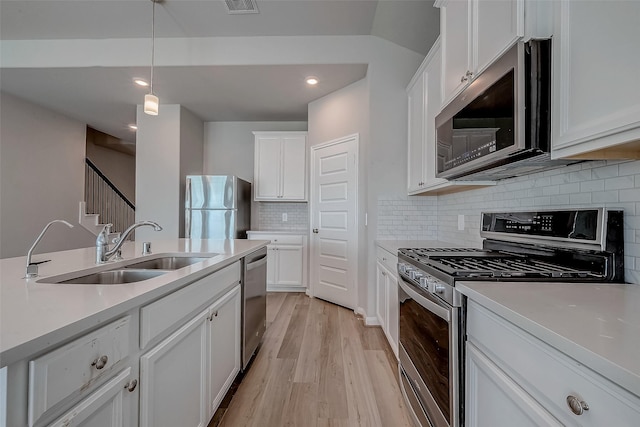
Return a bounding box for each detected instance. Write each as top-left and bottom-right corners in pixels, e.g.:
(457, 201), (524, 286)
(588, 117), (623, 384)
(0, 239), (269, 367)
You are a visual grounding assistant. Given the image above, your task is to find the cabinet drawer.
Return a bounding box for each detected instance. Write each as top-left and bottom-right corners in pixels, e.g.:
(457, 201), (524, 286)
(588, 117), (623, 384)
(28, 316), (131, 426)
(248, 233), (304, 246)
(140, 261), (240, 348)
(467, 301), (640, 426)
(376, 247), (398, 274)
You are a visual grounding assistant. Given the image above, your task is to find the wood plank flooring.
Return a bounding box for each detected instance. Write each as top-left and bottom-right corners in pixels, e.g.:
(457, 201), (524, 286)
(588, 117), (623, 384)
(211, 292), (413, 427)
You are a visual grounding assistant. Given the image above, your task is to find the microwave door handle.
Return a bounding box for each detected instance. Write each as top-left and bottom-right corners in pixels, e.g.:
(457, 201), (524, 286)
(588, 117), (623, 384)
(398, 278), (451, 322)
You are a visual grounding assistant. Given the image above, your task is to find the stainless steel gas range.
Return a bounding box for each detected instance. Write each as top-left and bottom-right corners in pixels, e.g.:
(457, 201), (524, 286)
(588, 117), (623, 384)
(397, 208), (625, 427)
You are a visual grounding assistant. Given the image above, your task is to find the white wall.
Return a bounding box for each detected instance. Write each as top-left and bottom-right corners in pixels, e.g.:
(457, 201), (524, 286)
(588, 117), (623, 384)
(0, 92), (96, 258)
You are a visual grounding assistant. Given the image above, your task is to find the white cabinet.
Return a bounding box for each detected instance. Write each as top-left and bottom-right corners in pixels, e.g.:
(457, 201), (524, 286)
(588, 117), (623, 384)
(436, 0), (550, 107)
(248, 232), (307, 292)
(28, 316), (132, 426)
(140, 285), (241, 427)
(48, 367), (136, 427)
(466, 300), (640, 426)
(375, 246), (399, 357)
(551, 0), (640, 160)
(407, 38), (495, 195)
(253, 131), (307, 201)
(207, 286), (241, 415)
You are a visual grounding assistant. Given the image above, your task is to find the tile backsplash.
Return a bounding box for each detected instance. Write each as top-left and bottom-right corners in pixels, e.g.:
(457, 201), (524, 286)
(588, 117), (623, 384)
(378, 159), (640, 284)
(256, 202), (309, 231)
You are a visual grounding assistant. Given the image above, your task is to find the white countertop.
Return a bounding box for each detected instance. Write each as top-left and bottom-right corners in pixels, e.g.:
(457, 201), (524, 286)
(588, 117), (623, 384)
(0, 238), (268, 367)
(375, 239), (475, 255)
(458, 281), (640, 398)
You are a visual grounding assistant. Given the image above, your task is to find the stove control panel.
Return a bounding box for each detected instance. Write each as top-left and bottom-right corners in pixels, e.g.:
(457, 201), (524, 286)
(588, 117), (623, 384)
(398, 262), (447, 294)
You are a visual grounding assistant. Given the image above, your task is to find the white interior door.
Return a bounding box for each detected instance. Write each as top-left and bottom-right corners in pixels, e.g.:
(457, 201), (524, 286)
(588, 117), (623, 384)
(310, 134), (358, 309)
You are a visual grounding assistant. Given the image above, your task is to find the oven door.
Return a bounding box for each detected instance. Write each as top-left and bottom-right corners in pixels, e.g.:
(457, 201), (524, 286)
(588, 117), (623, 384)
(398, 277), (460, 427)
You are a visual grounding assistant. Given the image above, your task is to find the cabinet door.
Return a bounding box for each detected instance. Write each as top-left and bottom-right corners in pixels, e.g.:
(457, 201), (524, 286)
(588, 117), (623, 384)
(140, 310), (209, 427)
(375, 262), (387, 331)
(386, 271), (399, 357)
(281, 135), (307, 200)
(255, 136), (282, 200)
(466, 343), (563, 427)
(473, 0), (522, 75)
(48, 368), (134, 427)
(407, 71), (426, 193)
(275, 246), (303, 286)
(208, 286), (241, 417)
(422, 42), (447, 189)
(441, 0), (472, 105)
(552, 0), (640, 158)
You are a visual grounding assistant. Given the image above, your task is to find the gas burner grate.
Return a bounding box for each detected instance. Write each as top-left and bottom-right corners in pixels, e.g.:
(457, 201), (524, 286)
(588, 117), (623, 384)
(428, 256), (602, 279)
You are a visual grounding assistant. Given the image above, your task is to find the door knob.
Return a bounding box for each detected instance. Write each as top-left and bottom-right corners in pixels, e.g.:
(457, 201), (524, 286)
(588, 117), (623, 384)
(313, 228), (319, 234)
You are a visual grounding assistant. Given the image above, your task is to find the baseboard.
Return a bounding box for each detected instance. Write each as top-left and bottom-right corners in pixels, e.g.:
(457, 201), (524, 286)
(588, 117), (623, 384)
(267, 285), (307, 292)
(355, 306), (380, 326)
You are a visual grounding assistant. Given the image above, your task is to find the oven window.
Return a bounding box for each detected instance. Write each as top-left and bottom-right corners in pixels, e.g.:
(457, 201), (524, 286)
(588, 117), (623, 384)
(399, 293), (450, 421)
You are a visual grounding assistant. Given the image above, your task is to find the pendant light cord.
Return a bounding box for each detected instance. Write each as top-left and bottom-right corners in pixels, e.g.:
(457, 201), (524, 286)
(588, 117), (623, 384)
(150, 0), (155, 95)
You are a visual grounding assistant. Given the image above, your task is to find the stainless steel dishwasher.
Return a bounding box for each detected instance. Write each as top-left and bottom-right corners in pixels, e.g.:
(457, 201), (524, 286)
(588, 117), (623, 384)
(242, 246), (267, 370)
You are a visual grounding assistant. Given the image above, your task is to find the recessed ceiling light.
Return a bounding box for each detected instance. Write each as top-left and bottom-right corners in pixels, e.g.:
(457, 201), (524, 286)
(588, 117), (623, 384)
(128, 124), (138, 131)
(306, 76), (319, 86)
(134, 79), (149, 87)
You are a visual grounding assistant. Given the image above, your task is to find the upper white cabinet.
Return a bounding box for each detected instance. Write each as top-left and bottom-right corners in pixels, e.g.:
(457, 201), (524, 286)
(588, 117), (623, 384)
(254, 131), (308, 201)
(406, 38), (495, 195)
(436, 0), (551, 107)
(551, 0), (640, 159)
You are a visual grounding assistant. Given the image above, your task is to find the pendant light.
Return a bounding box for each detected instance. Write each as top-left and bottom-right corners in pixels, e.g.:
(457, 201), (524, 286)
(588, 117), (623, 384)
(144, 0), (159, 115)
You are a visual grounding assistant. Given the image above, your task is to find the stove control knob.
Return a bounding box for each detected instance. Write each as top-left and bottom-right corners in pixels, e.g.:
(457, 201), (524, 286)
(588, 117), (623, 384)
(409, 270), (420, 280)
(418, 277), (429, 288)
(433, 283), (446, 294)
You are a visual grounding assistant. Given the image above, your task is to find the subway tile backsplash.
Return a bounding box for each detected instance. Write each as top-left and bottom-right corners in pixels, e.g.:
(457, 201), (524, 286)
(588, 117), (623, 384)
(256, 202), (309, 231)
(377, 159), (640, 284)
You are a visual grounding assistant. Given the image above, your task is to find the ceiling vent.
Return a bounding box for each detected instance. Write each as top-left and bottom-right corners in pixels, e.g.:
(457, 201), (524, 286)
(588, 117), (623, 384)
(224, 0), (259, 14)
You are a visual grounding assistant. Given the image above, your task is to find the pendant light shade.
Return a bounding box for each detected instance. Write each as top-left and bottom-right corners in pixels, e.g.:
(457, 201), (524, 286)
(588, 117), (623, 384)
(144, 93), (159, 115)
(144, 0), (159, 116)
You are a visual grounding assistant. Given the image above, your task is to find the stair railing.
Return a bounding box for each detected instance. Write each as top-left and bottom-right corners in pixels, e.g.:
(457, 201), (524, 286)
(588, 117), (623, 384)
(84, 158), (135, 235)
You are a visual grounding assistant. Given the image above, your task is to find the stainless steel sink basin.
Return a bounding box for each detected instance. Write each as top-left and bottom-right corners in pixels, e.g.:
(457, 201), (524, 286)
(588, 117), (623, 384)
(56, 269), (167, 285)
(123, 256), (213, 270)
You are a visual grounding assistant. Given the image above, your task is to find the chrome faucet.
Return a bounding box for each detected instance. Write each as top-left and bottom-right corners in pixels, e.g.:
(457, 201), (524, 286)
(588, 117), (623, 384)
(96, 221), (163, 263)
(26, 219), (74, 278)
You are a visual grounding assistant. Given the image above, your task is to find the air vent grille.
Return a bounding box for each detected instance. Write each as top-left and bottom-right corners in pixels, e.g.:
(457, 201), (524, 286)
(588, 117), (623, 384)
(224, 0), (259, 14)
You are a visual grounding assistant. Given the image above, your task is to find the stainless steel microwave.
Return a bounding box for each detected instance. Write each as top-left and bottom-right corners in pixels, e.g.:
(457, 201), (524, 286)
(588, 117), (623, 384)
(435, 39), (575, 181)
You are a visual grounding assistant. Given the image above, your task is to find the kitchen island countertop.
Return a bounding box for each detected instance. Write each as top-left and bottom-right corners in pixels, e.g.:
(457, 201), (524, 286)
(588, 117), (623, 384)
(0, 238), (268, 367)
(458, 281), (640, 399)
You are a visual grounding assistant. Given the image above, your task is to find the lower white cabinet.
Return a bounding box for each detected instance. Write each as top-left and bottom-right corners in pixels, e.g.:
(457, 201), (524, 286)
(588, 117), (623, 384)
(375, 246), (398, 357)
(248, 232), (307, 292)
(140, 285), (241, 427)
(49, 367), (136, 427)
(466, 300), (640, 426)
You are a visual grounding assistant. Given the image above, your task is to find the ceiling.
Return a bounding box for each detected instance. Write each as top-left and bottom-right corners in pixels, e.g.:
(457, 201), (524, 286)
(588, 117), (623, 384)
(0, 1), (440, 144)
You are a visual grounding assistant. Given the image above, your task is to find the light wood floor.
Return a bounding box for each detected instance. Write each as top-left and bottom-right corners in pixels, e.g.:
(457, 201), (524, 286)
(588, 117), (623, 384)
(213, 292), (414, 427)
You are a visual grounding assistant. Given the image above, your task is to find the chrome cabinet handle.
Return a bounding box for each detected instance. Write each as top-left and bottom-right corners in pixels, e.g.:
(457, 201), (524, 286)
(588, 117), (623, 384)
(566, 395), (589, 415)
(91, 355), (108, 370)
(125, 379), (138, 392)
(461, 75), (468, 83)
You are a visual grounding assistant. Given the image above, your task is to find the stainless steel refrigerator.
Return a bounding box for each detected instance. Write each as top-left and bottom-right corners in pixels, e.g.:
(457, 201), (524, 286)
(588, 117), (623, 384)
(185, 175), (251, 239)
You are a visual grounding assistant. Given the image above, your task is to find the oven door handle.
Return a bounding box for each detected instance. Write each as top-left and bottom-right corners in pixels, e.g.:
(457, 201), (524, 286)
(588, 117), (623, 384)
(398, 278), (451, 322)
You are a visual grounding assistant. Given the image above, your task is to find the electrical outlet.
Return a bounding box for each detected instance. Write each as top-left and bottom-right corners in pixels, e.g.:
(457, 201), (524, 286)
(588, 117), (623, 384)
(282, 213), (288, 222)
(458, 214), (465, 231)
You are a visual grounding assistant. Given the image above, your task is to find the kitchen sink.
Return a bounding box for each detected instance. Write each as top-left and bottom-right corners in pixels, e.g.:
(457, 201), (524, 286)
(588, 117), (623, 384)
(123, 256), (213, 270)
(55, 269), (167, 285)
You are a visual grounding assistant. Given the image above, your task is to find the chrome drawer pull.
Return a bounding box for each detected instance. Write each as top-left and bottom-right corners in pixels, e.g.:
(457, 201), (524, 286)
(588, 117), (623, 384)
(566, 395), (589, 415)
(91, 355), (108, 370)
(125, 379), (138, 392)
